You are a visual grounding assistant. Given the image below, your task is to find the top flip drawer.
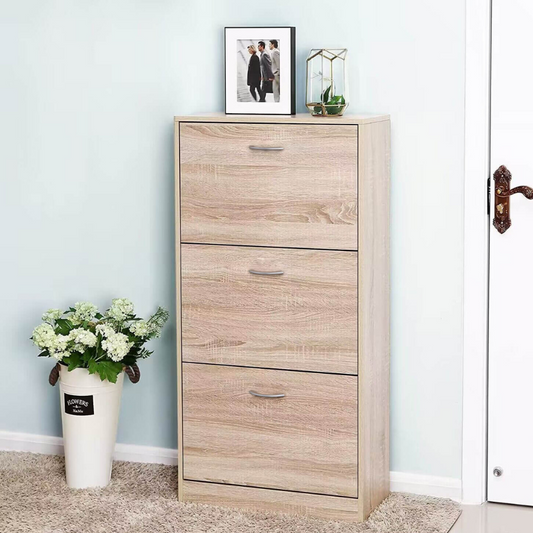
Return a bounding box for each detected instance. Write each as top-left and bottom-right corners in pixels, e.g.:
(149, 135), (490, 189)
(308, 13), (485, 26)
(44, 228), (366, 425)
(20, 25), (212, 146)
(179, 123), (358, 250)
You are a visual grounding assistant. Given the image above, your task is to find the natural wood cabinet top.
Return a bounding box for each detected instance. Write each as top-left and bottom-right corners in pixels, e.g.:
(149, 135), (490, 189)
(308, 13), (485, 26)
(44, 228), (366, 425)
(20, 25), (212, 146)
(175, 112), (389, 125)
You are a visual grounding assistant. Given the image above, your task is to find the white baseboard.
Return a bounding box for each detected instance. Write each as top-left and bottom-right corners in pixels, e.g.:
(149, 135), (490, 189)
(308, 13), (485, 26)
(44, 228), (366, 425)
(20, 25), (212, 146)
(390, 471), (462, 502)
(114, 442), (178, 465)
(0, 430), (461, 500)
(0, 430), (178, 466)
(0, 430), (64, 456)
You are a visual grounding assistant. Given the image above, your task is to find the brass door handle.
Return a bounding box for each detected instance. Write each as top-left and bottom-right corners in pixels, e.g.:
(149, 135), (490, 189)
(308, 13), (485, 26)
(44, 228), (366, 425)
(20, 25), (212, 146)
(493, 165), (533, 234)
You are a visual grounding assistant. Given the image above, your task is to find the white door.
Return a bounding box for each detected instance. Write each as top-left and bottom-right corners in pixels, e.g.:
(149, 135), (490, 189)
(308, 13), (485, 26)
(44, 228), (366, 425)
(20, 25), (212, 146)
(489, 0), (533, 506)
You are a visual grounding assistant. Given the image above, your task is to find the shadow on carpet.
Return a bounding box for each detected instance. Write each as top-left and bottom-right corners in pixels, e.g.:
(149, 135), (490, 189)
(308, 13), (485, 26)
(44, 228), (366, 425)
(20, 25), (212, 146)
(0, 452), (461, 533)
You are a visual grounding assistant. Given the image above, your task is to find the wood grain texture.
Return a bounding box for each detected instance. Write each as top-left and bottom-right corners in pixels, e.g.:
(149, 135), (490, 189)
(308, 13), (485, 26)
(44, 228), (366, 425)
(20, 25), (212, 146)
(183, 363), (358, 497)
(174, 120), (184, 500)
(179, 123), (358, 250)
(175, 112), (389, 125)
(181, 244), (358, 374)
(182, 480), (359, 521)
(357, 119), (391, 521)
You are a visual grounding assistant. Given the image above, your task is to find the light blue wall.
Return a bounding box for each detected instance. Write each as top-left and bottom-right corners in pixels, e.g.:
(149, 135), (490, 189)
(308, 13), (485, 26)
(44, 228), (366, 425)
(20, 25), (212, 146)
(0, 0), (464, 479)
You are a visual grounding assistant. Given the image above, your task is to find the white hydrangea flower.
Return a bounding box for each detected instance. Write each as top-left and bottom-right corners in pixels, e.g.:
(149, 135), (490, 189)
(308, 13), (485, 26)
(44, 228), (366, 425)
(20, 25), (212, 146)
(68, 328), (97, 352)
(96, 323), (115, 338)
(70, 301), (98, 325)
(106, 298), (134, 322)
(42, 309), (63, 324)
(101, 332), (133, 362)
(53, 334), (69, 352)
(32, 324), (57, 349)
(51, 350), (70, 361)
(129, 320), (150, 337)
(32, 325), (70, 361)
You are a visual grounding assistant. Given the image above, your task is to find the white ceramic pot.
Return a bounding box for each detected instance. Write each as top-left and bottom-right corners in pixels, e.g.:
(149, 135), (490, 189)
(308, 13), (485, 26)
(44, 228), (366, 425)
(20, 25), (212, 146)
(59, 365), (124, 489)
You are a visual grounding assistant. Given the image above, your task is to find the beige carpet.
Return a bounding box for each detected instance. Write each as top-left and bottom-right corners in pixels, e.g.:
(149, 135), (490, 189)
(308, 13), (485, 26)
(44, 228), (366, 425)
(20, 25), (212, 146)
(0, 451), (460, 533)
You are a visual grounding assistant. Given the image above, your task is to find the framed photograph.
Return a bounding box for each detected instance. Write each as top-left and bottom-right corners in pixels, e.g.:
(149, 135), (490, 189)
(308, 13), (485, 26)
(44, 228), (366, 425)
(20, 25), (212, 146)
(225, 27), (296, 115)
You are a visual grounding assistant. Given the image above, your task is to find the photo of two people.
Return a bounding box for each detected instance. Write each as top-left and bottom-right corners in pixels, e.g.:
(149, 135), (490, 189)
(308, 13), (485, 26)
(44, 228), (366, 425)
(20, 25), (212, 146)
(237, 39), (280, 103)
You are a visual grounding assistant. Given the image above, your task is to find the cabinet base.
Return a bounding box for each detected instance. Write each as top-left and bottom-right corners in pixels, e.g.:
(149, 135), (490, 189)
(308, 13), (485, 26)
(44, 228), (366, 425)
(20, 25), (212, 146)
(181, 480), (360, 522)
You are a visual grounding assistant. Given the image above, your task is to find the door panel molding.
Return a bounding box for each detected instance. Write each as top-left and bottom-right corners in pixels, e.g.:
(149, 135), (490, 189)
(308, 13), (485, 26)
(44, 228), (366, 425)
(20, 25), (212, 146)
(463, 0), (492, 506)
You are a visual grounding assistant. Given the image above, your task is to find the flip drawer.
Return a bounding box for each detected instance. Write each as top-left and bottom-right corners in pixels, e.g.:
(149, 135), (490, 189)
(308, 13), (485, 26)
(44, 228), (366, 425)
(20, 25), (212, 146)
(179, 123), (358, 250)
(181, 244), (358, 374)
(182, 363), (358, 497)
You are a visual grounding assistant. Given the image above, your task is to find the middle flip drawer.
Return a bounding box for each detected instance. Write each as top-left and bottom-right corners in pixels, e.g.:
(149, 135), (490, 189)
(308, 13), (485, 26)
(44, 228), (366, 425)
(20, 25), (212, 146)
(181, 244), (358, 375)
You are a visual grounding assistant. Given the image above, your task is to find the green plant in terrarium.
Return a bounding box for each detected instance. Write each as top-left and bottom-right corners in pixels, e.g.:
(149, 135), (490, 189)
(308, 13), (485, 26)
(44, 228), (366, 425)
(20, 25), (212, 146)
(313, 84), (346, 115)
(306, 48), (349, 116)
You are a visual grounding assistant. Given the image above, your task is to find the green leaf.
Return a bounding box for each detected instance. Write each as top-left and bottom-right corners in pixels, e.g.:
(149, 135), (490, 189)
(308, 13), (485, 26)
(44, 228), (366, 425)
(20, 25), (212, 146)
(322, 85), (331, 104)
(65, 353), (81, 372)
(37, 351), (49, 358)
(87, 358), (98, 375)
(81, 350), (93, 364)
(325, 94), (346, 115)
(55, 318), (74, 336)
(93, 361), (123, 383)
(121, 355), (137, 366)
(325, 95), (342, 106)
(137, 348), (153, 360)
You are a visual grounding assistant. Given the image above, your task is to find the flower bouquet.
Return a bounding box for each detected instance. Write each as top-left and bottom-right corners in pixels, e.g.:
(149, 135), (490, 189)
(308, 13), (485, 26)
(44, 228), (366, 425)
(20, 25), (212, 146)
(32, 298), (169, 383)
(32, 298), (169, 489)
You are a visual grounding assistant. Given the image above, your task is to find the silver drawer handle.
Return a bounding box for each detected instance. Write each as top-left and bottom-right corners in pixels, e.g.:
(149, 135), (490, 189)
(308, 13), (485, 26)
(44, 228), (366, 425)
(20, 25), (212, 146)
(249, 146), (284, 151)
(248, 270), (284, 276)
(249, 390), (286, 399)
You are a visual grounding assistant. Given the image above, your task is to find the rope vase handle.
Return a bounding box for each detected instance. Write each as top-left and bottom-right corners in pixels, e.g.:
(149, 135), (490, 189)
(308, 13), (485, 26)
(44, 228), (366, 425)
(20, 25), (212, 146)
(124, 363), (141, 384)
(49, 363), (61, 386)
(48, 362), (141, 385)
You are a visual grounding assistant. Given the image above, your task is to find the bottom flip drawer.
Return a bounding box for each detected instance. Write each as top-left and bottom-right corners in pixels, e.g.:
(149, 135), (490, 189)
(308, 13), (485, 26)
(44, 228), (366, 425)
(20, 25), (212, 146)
(182, 363), (358, 497)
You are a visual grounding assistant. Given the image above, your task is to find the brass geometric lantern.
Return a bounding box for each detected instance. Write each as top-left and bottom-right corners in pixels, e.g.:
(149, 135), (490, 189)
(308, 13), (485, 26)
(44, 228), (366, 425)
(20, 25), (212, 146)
(305, 48), (349, 116)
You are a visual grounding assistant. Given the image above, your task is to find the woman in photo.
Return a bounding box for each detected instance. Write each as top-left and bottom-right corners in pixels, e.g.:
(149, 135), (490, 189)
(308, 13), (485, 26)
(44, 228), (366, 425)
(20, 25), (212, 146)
(247, 45), (262, 102)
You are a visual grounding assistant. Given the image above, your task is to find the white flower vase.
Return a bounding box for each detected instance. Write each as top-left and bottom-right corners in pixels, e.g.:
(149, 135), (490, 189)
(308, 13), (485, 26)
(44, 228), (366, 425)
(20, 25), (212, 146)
(58, 365), (124, 489)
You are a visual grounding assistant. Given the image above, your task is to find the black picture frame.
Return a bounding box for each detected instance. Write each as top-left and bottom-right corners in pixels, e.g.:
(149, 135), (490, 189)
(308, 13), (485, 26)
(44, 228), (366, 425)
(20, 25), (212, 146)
(224, 27), (296, 115)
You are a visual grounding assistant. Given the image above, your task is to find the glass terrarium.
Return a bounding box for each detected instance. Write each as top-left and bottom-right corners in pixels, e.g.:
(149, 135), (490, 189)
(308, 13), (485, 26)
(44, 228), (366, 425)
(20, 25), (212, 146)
(306, 49), (349, 116)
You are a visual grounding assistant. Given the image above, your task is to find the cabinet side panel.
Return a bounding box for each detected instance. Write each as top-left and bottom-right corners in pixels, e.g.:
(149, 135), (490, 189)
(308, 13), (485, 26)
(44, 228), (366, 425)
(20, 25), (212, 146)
(358, 120), (391, 520)
(175, 121), (184, 500)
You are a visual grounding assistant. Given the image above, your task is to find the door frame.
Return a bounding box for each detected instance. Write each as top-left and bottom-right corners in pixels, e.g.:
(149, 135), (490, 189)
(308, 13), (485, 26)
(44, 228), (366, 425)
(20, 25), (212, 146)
(462, 0), (492, 505)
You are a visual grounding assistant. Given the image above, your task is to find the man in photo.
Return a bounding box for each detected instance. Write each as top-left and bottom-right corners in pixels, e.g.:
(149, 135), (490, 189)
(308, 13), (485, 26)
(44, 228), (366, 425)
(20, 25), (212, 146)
(246, 45), (261, 101)
(269, 40), (280, 102)
(257, 41), (273, 102)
